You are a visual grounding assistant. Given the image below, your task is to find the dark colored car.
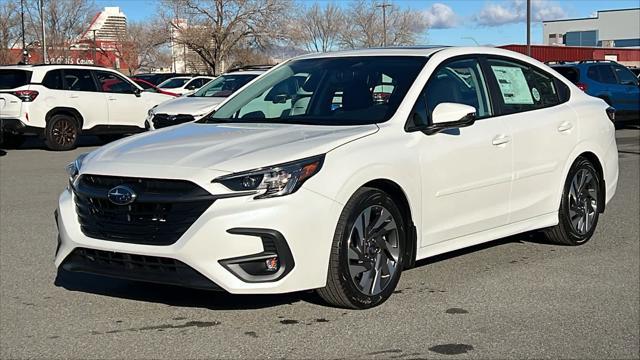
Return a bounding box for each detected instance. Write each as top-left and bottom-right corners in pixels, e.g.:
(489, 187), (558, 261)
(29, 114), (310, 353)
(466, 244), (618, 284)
(131, 73), (196, 86)
(551, 61), (639, 123)
(132, 78), (179, 97)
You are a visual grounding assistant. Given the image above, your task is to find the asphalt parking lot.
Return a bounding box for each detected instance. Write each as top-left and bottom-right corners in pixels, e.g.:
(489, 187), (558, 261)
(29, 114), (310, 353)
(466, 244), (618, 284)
(1, 128), (638, 359)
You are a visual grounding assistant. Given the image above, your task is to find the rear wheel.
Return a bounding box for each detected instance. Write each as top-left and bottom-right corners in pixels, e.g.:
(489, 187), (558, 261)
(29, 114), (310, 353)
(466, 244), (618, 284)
(317, 187), (406, 309)
(44, 114), (79, 151)
(544, 157), (601, 246)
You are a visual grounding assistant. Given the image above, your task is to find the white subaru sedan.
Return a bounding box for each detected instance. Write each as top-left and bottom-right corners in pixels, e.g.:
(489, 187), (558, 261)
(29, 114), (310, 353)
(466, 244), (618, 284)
(55, 47), (618, 309)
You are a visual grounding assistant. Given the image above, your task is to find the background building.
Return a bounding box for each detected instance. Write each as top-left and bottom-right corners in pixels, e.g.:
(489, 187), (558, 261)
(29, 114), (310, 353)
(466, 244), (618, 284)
(543, 8), (640, 47)
(169, 19), (209, 74)
(81, 7), (127, 42)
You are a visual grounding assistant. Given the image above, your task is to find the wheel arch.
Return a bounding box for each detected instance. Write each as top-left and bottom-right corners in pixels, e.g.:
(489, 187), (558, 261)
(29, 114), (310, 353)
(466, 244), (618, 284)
(361, 179), (417, 269)
(559, 146), (607, 214)
(45, 107), (84, 130)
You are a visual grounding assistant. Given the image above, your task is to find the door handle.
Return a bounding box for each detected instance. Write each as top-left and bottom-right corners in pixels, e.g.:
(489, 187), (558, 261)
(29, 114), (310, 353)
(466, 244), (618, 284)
(108, 97), (117, 101)
(69, 95), (79, 99)
(492, 135), (511, 146)
(558, 121), (573, 132)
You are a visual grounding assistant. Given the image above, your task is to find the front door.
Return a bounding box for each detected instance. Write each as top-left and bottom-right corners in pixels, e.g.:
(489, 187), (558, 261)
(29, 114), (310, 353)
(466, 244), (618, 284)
(417, 57), (513, 246)
(94, 70), (145, 128)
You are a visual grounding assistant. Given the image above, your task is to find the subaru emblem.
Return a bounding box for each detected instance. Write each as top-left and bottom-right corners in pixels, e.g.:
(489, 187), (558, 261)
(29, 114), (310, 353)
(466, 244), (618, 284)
(107, 185), (137, 205)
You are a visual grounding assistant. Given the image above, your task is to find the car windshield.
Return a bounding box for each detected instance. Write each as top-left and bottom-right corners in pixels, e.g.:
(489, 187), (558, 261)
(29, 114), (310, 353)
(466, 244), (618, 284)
(191, 74), (258, 97)
(201, 56), (427, 126)
(159, 78), (190, 89)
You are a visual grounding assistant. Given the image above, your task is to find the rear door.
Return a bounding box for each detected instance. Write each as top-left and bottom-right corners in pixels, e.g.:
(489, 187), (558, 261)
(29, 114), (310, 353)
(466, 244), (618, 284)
(485, 57), (577, 223)
(0, 69), (32, 119)
(58, 69), (108, 130)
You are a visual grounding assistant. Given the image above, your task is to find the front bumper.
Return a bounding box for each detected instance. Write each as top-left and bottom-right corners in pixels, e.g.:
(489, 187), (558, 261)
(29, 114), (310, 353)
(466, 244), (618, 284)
(55, 185), (343, 294)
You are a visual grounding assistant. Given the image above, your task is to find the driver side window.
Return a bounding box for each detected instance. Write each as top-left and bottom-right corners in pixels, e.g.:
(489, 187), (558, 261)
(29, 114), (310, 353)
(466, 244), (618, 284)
(423, 58), (492, 120)
(94, 71), (136, 94)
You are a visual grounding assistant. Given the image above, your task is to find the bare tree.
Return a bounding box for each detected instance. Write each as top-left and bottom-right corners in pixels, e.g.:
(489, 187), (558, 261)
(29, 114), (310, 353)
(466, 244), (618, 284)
(24, 0), (97, 62)
(0, 1), (21, 64)
(160, 0), (291, 74)
(294, 2), (344, 53)
(339, 0), (427, 49)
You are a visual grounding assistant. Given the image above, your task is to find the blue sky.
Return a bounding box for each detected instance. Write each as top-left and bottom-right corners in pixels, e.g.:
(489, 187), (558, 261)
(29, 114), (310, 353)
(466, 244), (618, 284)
(96, 0), (640, 46)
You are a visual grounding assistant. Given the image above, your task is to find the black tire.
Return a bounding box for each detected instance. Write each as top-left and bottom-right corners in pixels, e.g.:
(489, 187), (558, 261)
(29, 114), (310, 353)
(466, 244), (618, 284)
(317, 187), (406, 309)
(0, 133), (25, 149)
(44, 114), (79, 151)
(97, 134), (123, 144)
(544, 157), (601, 246)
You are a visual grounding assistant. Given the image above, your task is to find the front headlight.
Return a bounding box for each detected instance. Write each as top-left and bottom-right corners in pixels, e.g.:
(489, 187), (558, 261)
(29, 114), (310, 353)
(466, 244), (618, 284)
(65, 153), (89, 187)
(213, 155), (325, 199)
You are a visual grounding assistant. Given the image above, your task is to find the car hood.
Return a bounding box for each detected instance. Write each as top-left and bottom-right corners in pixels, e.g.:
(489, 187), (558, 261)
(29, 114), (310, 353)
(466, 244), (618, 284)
(86, 122), (379, 172)
(154, 96), (226, 115)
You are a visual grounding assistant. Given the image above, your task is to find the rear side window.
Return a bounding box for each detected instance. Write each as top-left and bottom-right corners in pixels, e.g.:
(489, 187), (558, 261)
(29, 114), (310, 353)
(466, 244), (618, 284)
(63, 69), (97, 92)
(42, 70), (64, 90)
(553, 67), (579, 84)
(488, 59), (560, 114)
(0, 70), (32, 89)
(587, 65), (617, 84)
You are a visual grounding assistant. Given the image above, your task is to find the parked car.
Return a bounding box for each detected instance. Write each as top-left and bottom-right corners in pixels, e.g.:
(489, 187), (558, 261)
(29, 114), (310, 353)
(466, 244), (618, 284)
(146, 69), (267, 130)
(131, 78), (179, 97)
(56, 47), (618, 308)
(551, 61), (639, 123)
(157, 76), (215, 95)
(131, 72), (196, 86)
(628, 66), (640, 78)
(0, 64), (173, 150)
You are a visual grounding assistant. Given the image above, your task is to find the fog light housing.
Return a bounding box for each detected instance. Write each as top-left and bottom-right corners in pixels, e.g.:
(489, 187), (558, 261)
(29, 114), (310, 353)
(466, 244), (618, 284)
(265, 257), (279, 272)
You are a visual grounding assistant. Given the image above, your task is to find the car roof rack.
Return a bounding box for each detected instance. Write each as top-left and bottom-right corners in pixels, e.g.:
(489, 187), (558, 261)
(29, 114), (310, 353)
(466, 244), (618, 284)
(226, 64), (274, 73)
(578, 60), (616, 64)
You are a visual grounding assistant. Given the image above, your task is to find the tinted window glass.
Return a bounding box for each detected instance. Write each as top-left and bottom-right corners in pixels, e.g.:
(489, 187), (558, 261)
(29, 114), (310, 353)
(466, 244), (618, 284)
(553, 66), (579, 84)
(159, 78), (190, 89)
(193, 74), (257, 97)
(488, 59), (559, 114)
(613, 66), (639, 85)
(95, 71), (136, 94)
(63, 69), (97, 92)
(424, 58), (492, 119)
(0, 70), (32, 89)
(205, 56), (427, 125)
(42, 70), (64, 90)
(588, 65), (617, 84)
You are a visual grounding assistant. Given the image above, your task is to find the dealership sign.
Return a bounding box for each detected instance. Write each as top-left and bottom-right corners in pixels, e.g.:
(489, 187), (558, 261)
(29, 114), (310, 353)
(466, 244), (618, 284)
(48, 57), (95, 65)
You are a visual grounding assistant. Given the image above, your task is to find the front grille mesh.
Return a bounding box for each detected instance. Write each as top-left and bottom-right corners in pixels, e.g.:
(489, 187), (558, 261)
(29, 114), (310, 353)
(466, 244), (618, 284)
(152, 113), (195, 129)
(73, 175), (214, 245)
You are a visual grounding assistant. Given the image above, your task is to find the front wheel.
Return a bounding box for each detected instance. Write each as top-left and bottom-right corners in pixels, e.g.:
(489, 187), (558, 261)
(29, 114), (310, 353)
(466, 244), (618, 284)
(317, 187), (406, 309)
(544, 157), (601, 246)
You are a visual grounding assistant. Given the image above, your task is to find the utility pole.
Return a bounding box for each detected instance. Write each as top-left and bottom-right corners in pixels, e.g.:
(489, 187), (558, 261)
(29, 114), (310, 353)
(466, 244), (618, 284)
(526, 0), (531, 56)
(20, 0), (27, 64)
(40, 0), (47, 64)
(376, 1), (392, 47)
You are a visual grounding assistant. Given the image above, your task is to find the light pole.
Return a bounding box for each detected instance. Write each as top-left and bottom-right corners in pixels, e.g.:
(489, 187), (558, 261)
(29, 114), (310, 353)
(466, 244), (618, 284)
(40, 0), (47, 64)
(376, 1), (392, 47)
(20, 0), (27, 64)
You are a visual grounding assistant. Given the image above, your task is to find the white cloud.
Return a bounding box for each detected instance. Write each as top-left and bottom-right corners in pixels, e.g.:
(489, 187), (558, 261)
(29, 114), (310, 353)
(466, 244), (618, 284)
(474, 0), (568, 27)
(424, 3), (458, 29)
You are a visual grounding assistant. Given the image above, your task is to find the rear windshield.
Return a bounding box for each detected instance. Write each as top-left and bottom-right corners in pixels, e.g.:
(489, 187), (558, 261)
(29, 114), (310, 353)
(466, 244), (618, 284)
(0, 70), (32, 89)
(552, 67), (579, 84)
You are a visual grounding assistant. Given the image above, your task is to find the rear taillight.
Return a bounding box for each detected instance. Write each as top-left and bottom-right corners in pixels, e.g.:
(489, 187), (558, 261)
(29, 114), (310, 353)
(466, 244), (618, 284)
(606, 107), (616, 122)
(12, 90), (39, 102)
(576, 83), (588, 92)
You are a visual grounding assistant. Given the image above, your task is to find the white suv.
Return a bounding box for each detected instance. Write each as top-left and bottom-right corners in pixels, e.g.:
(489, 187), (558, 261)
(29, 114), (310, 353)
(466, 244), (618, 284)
(0, 64), (173, 150)
(146, 69), (266, 130)
(55, 47), (618, 308)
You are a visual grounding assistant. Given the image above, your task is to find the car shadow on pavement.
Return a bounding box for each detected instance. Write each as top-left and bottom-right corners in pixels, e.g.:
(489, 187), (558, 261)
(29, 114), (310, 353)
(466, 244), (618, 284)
(0, 135), (105, 151)
(54, 269), (321, 310)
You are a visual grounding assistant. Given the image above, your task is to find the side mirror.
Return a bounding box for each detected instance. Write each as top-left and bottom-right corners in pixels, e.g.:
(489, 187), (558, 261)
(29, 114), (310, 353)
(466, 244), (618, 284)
(424, 102), (476, 135)
(133, 87), (142, 97)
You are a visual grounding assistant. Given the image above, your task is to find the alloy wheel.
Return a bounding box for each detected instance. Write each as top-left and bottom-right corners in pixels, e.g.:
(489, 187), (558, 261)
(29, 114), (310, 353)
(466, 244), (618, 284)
(347, 205), (400, 296)
(568, 168), (598, 235)
(51, 119), (77, 147)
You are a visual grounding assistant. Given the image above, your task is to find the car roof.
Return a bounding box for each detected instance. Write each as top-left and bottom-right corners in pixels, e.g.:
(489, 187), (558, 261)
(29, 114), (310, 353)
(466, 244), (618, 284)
(293, 46), (448, 60)
(222, 71), (265, 76)
(0, 64), (114, 71)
